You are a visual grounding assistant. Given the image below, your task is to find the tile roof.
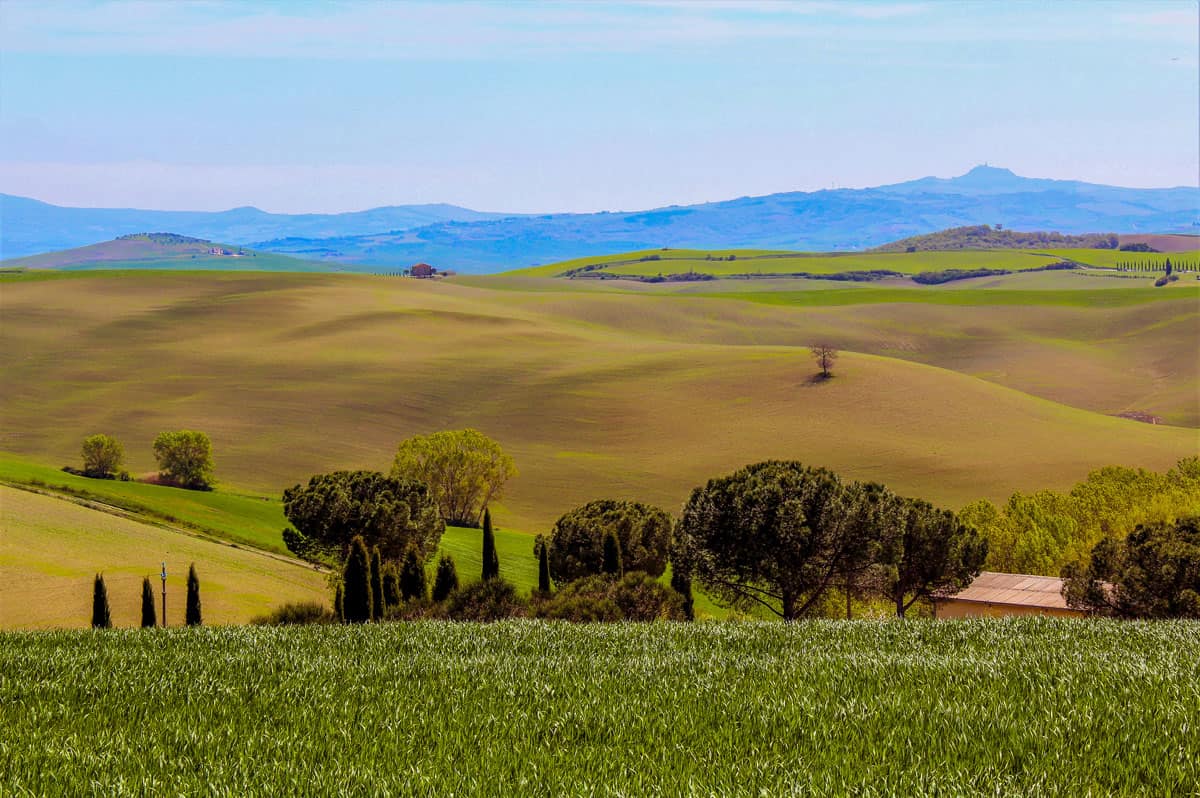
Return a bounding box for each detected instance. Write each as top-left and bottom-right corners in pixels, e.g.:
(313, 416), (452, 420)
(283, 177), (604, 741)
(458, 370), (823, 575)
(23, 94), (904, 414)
(939, 571), (1069, 609)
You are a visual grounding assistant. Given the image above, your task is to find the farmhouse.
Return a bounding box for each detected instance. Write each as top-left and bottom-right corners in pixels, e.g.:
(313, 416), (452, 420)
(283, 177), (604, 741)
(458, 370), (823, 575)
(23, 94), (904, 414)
(933, 571), (1084, 619)
(411, 262), (436, 278)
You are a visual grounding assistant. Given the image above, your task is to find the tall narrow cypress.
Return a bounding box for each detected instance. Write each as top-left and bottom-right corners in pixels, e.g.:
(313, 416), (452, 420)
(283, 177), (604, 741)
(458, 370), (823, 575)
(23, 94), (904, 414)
(601, 530), (622, 576)
(342, 536), (373, 623)
(432, 555), (459, 602)
(481, 508), (499, 580)
(538, 540), (552, 594)
(370, 547), (384, 621)
(400, 544), (427, 601)
(334, 582), (345, 622)
(382, 564), (401, 608)
(91, 573), (112, 629)
(671, 569), (695, 621)
(141, 576), (157, 628)
(185, 563), (202, 626)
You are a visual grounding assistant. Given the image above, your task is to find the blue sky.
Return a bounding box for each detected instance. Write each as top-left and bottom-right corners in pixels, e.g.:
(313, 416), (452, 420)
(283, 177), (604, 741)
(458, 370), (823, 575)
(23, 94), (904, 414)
(0, 0), (1196, 213)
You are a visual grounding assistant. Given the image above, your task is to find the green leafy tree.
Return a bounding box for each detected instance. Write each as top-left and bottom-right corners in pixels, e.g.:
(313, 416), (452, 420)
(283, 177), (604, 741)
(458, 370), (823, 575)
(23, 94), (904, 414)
(669, 568), (694, 621)
(185, 564), (202, 626)
(675, 461), (850, 620)
(834, 482), (905, 619)
(140, 577), (156, 628)
(390, 429), (517, 527)
(481, 508), (499, 580)
(432, 555), (459, 602)
(601, 530), (622, 576)
(282, 471), (444, 564)
(342, 536), (373, 623)
(91, 573), (112, 629)
(884, 499), (987, 617)
(547, 500), (673, 585)
(400, 544), (428, 601)
(152, 430), (214, 490)
(370, 547), (384, 621)
(81, 434), (124, 478)
(1063, 516), (1200, 618)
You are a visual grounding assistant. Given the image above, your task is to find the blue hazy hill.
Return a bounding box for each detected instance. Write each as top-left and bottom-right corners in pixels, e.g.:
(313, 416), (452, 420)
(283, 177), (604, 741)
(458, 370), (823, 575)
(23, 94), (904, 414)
(4, 166), (1196, 272)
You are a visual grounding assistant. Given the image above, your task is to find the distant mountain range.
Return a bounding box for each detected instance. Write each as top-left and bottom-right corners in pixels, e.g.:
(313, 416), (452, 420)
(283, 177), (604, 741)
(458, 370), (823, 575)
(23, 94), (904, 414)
(3, 166), (1197, 273)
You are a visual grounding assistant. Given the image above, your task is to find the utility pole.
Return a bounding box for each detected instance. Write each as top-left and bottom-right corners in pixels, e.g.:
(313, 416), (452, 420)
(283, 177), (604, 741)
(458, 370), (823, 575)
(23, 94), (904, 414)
(160, 562), (168, 627)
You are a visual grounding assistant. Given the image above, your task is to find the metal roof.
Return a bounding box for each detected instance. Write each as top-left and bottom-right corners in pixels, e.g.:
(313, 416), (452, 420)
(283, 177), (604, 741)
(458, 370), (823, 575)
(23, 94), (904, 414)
(938, 571), (1069, 609)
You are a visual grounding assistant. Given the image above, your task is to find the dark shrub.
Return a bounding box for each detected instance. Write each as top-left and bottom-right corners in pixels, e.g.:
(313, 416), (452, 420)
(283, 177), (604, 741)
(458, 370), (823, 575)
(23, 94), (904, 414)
(535, 573), (686, 622)
(447, 578), (527, 621)
(432, 554), (459, 602)
(252, 601), (336, 625)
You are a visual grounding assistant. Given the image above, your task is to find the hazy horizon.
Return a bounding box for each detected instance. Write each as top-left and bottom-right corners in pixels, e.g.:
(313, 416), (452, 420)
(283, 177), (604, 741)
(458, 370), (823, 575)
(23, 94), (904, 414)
(1, 1), (1197, 214)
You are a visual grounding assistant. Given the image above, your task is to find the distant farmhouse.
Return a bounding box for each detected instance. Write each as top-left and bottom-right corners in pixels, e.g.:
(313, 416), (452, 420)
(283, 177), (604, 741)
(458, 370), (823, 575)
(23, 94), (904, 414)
(411, 262), (436, 278)
(934, 572), (1084, 619)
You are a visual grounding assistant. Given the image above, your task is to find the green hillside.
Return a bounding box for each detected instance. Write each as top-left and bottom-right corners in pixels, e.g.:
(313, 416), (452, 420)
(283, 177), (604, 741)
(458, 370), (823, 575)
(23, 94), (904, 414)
(1, 233), (331, 272)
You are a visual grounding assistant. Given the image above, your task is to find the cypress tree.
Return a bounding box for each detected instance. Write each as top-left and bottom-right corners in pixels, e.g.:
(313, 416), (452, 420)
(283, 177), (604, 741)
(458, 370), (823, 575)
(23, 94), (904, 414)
(185, 563), (202, 626)
(400, 544), (427, 601)
(141, 576), (157, 628)
(671, 569), (695, 621)
(370, 547), (384, 621)
(601, 530), (622, 576)
(537, 540), (552, 594)
(481, 508), (499, 580)
(382, 564), (401, 608)
(1165, 258), (1173, 276)
(432, 555), (459, 602)
(91, 573), (112, 629)
(342, 536), (373, 623)
(333, 582), (345, 622)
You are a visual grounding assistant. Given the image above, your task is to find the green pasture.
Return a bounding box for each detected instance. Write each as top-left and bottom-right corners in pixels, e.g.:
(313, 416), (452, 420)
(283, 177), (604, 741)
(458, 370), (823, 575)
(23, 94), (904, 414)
(709, 283), (1200, 308)
(2, 620), (1196, 795)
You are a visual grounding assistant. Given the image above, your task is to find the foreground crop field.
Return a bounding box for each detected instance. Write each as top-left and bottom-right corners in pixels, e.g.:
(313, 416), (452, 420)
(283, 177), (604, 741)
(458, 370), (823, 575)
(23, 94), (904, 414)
(1, 620), (1196, 795)
(2, 271), (1196, 537)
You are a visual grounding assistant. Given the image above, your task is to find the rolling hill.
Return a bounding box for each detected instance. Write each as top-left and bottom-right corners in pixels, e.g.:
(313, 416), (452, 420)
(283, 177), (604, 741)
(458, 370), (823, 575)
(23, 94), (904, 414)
(2, 270), (1195, 540)
(0, 233), (329, 272)
(0, 194), (512, 260)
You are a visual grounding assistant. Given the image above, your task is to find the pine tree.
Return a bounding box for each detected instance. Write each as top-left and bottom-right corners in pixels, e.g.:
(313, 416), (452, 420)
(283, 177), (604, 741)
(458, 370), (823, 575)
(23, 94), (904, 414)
(432, 555), (459, 602)
(537, 539), (552, 594)
(185, 563), (202, 626)
(400, 544), (427, 601)
(91, 573), (112, 629)
(333, 582), (345, 622)
(141, 576), (157, 628)
(370, 547), (384, 621)
(481, 508), (499, 580)
(601, 530), (622, 576)
(343, 536), (373, 623)
(382, 565), (401, 608)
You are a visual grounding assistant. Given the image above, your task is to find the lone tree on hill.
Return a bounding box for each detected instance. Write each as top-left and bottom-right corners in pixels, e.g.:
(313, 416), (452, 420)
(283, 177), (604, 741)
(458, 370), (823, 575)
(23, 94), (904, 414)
(141, 577), (157, 628)
(185, 564), (202, 626)
(153, 430), (215, 490)
(92, 574), (112, 629)
(282, 470), (444, 565)
(400, 544), (428, 601)
(391, 429), (517, 527)
(370, 547), (384, 620)
(343, 536), (373, 623)
(810, 344), (839, 379)
(81, 434), (124, 478)
(481, 508), (500, 580)
(432, 555), (459, 602)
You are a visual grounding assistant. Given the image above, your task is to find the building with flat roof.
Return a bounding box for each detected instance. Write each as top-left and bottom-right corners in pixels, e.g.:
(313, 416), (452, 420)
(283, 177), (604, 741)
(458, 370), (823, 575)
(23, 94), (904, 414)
(933, 571), (1085, 619)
